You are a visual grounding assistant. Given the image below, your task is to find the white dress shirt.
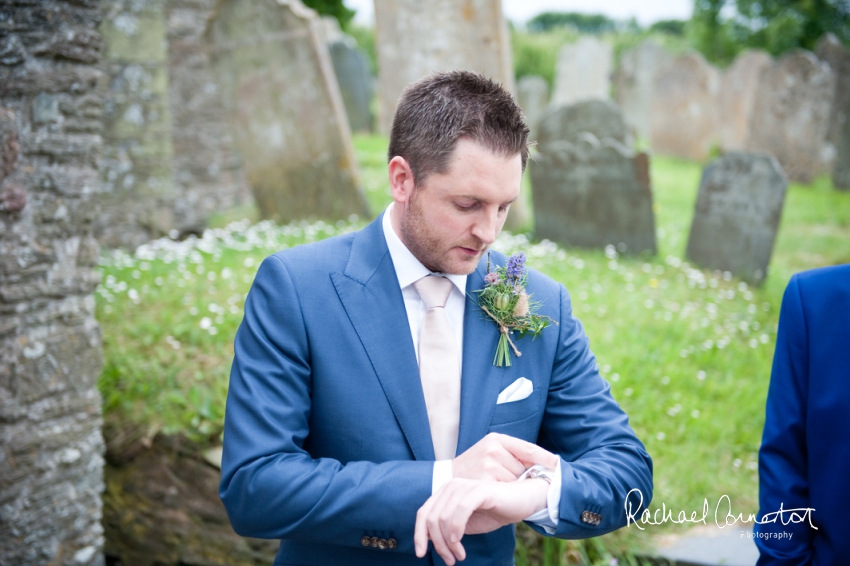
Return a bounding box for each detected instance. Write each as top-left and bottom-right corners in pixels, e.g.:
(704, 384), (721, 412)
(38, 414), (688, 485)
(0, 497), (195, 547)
(381, 204), (560, 533)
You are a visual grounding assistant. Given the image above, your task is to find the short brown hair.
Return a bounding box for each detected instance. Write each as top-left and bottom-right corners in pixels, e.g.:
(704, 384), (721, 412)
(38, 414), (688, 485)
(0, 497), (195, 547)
(388, 71), (530, 186)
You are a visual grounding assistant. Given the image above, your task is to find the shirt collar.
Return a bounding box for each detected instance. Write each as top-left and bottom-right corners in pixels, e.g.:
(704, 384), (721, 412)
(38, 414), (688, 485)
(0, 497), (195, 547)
(382, 202), (467, 294)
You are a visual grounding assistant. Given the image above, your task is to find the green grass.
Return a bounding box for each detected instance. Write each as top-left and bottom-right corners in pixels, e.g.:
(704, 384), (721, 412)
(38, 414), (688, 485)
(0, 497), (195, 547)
(96, 135), (850, 564)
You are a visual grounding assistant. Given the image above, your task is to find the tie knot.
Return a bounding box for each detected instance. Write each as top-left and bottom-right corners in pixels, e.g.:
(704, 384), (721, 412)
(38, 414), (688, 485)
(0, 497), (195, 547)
(413, 275), (454, 309)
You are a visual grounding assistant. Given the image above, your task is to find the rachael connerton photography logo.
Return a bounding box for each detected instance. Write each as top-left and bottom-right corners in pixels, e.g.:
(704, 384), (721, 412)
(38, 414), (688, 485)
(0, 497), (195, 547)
(623, 489), (817, 532)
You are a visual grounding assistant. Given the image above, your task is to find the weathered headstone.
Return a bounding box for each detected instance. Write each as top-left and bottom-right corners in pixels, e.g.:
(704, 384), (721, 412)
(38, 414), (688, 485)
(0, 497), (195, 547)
(816, 34), (850, 190)
(613, 40), (672, 142)
(0, 2), (105, 565)
(650, 52), (720, 161)
(551, 37), (613, 107)
(208, 0), (369, 224)
(686, 152), (788, 284)
(718, 50), (772, 152)
(517, 75), (549, 141)
(329, 38), (374, 133)
(373, 0), (515, 135)
(99, 0), (176, 249)
(746, 50), (835, 184)
(165, 0), (254, 236)
(531, 99), (656, 255)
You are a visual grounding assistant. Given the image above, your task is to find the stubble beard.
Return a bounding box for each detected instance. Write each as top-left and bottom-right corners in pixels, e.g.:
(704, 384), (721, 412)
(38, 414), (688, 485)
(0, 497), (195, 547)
(400, 188), (486, 275)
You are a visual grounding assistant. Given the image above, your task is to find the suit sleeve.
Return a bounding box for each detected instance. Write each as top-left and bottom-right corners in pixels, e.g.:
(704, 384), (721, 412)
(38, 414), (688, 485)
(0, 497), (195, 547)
(754, 275), (814, 565)
(532, 285), (654, 539)
(218, 255), (433, 551)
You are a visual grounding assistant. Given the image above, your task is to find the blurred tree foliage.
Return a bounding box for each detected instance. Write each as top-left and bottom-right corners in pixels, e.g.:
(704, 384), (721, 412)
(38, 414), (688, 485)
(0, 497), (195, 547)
(302, 0), (356, 29)
(528, 11), (618, 34)
(649, 19), (688, 36)
(690, 0), (850, 65)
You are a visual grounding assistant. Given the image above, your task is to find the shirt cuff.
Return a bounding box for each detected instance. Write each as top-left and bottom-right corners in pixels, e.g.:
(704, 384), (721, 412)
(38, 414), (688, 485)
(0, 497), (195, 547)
(519, 460), (562, 535)
(432, 460), (453, 495)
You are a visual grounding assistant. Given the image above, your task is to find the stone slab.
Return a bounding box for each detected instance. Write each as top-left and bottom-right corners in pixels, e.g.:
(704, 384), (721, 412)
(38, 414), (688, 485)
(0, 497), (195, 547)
(652, 525), (759, 566)
(613, 40), (672, 142)
(718, 50), (772, 152)
(551, 37), (612, 107)
(208, 0), (368, 224)
(650, 51), (720, 161)
(373, 0), (514, 135)
(531, 99), (656, 255)
(746, 50), (835, 184)
(329, 38), (374, 133)
(99, 0), (175, 249)
(686, 152), (788, 284)
(517, 75), (548, 141)
(165, 0), (255, 237)
(816, 33), (850, 189)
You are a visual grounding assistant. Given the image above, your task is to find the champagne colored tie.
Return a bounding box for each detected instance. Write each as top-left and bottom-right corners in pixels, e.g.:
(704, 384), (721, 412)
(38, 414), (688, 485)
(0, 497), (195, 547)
(413, 275), (461, 460)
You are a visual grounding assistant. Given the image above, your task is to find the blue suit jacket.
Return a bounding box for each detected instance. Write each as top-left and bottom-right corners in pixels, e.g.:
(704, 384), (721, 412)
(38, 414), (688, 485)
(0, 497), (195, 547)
(755, 263), (850, 565)
(219, 214), (653, 565)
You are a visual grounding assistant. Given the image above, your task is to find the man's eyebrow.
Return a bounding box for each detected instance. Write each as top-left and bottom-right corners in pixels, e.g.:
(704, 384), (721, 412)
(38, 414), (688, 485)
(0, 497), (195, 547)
(456, 194), (519, 205)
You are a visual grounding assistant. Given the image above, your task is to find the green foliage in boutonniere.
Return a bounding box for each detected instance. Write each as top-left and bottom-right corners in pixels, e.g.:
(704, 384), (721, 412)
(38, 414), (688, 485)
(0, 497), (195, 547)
(474, 252), (556, 367)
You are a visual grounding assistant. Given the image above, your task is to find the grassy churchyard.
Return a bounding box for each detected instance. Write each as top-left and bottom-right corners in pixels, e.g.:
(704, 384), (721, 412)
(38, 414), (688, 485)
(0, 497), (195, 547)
(96, 135), (850, 564)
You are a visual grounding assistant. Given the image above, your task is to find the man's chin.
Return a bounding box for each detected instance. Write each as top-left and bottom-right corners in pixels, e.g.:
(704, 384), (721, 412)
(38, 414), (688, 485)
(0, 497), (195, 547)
(444, 250), (485, 275)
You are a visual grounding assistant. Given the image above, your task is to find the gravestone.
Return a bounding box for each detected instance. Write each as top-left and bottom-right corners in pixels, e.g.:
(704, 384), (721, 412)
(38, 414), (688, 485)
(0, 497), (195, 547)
(613, 40), (672, 142)
(551, 37), (613, 107)
(373, 0), (515, 135)
(686, 152), (788, 284)
(0, 1), (105, 565)
(329, 38), (374, 133)
(517, 75), (549, 140)
(208, 0), (369, 224)
(816, 34), (850, 190)
(650, 52), (720, 161)
(165, 0), (254, 236)
(99, 0), (175, 249)
(718, 50), (772, 152)
(531, 99), (656, 255)
(746, 50), (835, 184)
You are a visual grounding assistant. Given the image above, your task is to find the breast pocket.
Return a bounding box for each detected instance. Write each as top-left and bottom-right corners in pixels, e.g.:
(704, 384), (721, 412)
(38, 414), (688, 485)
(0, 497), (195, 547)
(489, 388), (540, 426)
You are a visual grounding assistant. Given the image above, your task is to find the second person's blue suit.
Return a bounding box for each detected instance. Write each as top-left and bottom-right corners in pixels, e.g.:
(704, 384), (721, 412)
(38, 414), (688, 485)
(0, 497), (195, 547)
(219, 213), (653, 565)
(755, 263), (850, 565)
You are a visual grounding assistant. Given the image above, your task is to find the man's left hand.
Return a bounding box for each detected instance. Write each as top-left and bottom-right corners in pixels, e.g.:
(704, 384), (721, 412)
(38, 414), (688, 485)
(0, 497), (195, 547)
(413, 477), (550, 565)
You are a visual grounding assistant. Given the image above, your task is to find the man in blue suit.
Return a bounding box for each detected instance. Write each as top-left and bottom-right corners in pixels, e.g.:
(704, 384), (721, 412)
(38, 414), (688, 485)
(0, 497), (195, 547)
(755, 263), (850, 565)
(220, 71), (653, 565)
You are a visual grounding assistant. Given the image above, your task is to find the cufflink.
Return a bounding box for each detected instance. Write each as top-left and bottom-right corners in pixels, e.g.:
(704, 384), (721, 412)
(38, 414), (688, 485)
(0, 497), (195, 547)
(520, 464), (554, 485)
(581, 510), (602, 526)
(525, 467), (554, 485)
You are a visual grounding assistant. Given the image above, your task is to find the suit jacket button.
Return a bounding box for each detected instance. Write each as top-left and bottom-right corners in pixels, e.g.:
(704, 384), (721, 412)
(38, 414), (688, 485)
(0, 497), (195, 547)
(581, 510), (602, 525)
(387, 538), (397, 550)
(370, 536), (379, 548)
(360, 536), (371, 547)
(377, 538), (388, 550)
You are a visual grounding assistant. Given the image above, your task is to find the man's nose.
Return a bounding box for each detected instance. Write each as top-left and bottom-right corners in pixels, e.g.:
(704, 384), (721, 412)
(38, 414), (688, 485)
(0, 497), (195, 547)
(471, 209), (500, 245)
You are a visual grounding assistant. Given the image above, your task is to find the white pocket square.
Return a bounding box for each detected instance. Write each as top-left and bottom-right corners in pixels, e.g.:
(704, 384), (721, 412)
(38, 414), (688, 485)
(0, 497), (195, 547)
(496, 377), (533, 404)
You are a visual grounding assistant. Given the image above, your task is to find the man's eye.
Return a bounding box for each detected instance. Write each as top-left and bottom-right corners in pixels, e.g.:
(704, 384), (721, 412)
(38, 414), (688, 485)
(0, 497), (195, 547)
(455, 202), (477, 210)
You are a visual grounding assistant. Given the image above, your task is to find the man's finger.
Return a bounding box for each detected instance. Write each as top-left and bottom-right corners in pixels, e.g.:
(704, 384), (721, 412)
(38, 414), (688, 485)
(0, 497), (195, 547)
(497, 434), (559, 469)
(414, 497), (433, 557)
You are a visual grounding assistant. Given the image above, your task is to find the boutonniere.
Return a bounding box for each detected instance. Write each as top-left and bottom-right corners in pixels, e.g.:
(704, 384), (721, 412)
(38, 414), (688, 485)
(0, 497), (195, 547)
(475, 252), (555, 367)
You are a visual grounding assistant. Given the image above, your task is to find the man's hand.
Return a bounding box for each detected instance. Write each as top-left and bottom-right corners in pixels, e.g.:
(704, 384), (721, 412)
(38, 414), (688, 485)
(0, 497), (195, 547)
(452, 433), (559, 482)
(414, 477), (550, 565)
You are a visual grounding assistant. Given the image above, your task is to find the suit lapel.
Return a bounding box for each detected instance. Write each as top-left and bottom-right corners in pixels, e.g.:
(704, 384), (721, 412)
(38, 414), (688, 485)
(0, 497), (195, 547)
(331, 215), (435, 461)
(456, 264), (505, 454)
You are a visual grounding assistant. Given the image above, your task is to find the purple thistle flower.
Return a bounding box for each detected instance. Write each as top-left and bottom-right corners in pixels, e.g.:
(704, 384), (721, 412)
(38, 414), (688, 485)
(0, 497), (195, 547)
(484, 272), (500, 286)
(505, 252), (526, 283)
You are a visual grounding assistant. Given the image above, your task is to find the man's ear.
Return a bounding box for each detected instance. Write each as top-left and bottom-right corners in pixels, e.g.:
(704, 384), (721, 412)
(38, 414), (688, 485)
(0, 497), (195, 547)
(388, 156), (415, 204)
